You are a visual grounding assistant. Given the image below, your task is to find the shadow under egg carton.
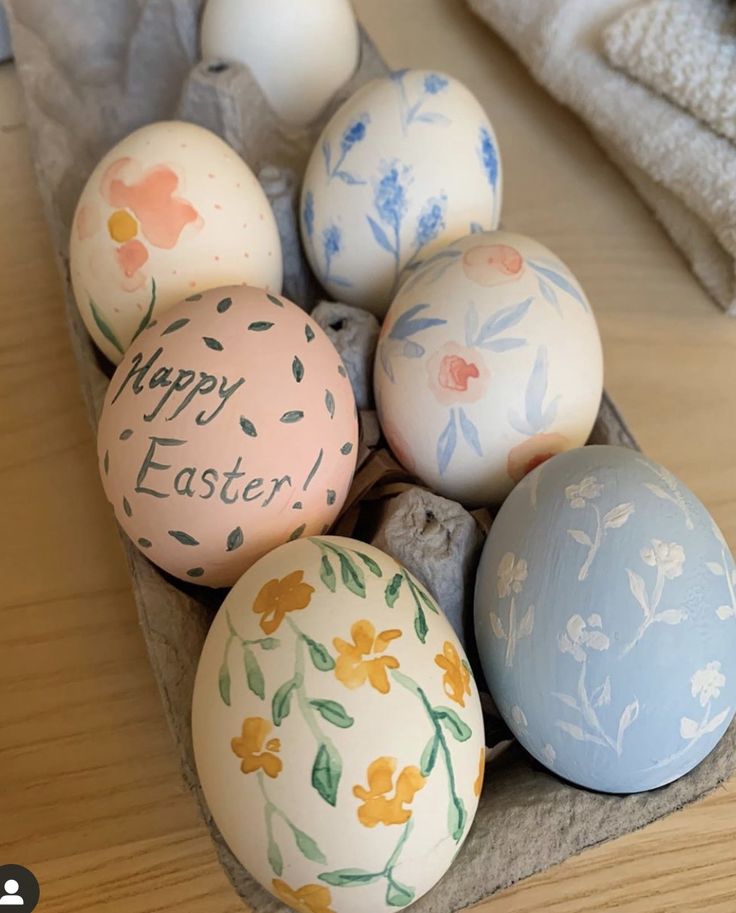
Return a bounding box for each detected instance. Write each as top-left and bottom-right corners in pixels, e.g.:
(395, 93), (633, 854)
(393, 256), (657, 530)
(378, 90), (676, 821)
(8, 2), (736, 910)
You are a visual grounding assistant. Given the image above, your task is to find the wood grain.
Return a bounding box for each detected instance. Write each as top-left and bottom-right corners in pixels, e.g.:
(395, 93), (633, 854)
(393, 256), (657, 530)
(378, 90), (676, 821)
(1, 1), (735, 910)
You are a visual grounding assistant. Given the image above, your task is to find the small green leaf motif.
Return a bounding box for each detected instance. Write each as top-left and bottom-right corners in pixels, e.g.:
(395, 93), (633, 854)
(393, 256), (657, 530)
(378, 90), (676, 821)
(89, 297), (124, 354)
(319, 869), (380, 887)
(243, 646), (265, 699)
(414, 604), (428, 643)
(391, 669), (421, 697)
(259, 638), (280, 650)
(303, 448), (323, 490)
(420, 735), (439, 776)
(340, 442), (353, 455)
(325, 389), (335, 418)
(280, 410), (304, 423)
(249, 321), (274, 332)
(123, 497), (132, 518)
(226, 526), (244, 552)
(289, 523), (306, 541)
(292, 356), (304, 383)
(311, 742), (342, 806)
(218, 661), (231, 706)
(337, 364), (347, 377)
(416, 584), (440, 615)
(338, 551), (366, 598)
(267, 833), (283, 876)
(434, 706), (472, 742)
(216, 296), (232, 313)
(309, 699), (354, 728)
(203, 336), (223, 351)
(131, 278), (157, 342)
(326, 489), (336, 506)
(305, 323), (315, 342)
(385, 573), (403, 607)
(185, 293), (203, 301)
(162, 317), (190, 335)
(293, 502), (303, 510)
(267, 293), (284, 308)
(272, 677), (298, 725)
(119, 429), (133, 441)
(239, 417), (257, 437)
(320, 555), (337, 592)
(187, 567), (205, 578)
(386, 879), (415, 907)
(306, 638), (335, 671)
(291, 827), (327, 864)
(103, 450), (110, 475)
(137, 537), (152, 549)
(448, 794), (467, 842)
(356, 552), (382, 577)
(169, 530), (199, 546)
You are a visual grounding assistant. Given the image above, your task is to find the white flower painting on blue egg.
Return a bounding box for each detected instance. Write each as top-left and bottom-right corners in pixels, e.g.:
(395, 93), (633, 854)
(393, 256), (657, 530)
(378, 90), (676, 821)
(474, 445), (736, 794)
(301, 69), (502, 315)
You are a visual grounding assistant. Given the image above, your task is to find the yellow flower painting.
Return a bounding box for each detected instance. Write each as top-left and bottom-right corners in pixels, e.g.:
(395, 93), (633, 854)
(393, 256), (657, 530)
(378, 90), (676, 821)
(434, 640), (471, 707)
(231, 716), (282, 779)
(353, 756), (425, 827)
(252, 570), (315, 634)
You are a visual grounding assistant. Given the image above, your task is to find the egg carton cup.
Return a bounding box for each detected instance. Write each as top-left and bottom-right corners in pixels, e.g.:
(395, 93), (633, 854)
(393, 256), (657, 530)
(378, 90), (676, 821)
(8, 1), (736, 910)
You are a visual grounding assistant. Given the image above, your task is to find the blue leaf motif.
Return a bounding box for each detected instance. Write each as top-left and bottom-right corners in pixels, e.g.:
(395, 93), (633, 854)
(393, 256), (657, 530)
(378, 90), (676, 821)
(481, 337), (526, 352)
(458, 408), (482, 456)
(526, 345), (552, 431)
(403, 340), (424, 357)
(329, 276), (353, 288)
(470, 221), (484, 233)
(529, 260), (589, 311)
(336, 171), (365, 186)
(322, 140), (332, 174)
(465, 303), (479, 347)
(437, 410), (457, 476)
(389, 303), (446, 340)
(415, 112), (451, 125)
(538, 276), (558, 307)
(366, 215), (395, 255)
(476, 298), (532, 344)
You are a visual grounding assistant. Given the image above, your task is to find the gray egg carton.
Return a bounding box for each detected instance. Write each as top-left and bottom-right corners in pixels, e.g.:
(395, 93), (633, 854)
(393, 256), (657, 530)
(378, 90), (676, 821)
(7, 1), (735, 910)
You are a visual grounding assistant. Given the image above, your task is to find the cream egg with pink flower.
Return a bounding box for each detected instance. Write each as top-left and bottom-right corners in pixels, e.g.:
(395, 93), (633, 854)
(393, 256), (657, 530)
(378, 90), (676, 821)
(375, 230), (603, 505)
(70, 121), (282, 363)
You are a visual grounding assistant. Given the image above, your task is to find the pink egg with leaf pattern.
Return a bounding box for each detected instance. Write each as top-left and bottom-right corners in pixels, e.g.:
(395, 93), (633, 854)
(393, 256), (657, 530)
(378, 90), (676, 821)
(70, 120), (282, 363)
(97, 285), (358, 587)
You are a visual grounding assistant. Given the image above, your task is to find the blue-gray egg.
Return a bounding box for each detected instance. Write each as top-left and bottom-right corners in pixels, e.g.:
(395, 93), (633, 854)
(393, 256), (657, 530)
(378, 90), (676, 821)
(474, 445), (736, 793)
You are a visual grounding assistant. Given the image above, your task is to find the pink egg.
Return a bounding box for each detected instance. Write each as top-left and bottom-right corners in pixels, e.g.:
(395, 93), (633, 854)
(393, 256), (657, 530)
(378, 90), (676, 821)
(97, 285), (358, 587)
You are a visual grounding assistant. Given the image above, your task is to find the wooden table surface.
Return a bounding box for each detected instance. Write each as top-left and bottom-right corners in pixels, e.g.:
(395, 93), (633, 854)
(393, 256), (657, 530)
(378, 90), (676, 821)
(2, 1), (736, 911)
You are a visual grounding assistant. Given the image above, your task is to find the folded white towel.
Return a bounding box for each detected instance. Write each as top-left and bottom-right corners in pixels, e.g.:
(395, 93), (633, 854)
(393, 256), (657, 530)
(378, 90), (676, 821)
(467, 0), (736, 315)
(604, 0), (736, 144)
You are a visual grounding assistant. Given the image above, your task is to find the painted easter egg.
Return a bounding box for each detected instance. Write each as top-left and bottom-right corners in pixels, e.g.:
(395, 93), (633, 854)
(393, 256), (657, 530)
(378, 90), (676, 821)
(96, 286), (357, 587)
(374, 230), (603, 505)
(300, 69), (501, 315)
(201, 0), (360, 126)
(474, 445), (736, 793)
(192, 536), (484, 913)
(70, 121), (282, 364)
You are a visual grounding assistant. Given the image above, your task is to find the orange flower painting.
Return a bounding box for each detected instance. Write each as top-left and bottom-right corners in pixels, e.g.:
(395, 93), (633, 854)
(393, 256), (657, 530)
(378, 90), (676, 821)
(353, 756), (425, 827)
(231, 716), (282, 778)
(507, 432), (569, 483)
(252, 571), (315, 635)
(434, 641), (471, 707)
(272, 879), (336, 913)
(474, 747), (486, 797)
(333, 620), (402, 694)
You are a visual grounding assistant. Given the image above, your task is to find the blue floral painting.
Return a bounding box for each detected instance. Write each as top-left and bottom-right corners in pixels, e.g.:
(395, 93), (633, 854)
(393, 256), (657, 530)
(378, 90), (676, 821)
(323, 113), (370, 185)
(391, 70), (451, 133)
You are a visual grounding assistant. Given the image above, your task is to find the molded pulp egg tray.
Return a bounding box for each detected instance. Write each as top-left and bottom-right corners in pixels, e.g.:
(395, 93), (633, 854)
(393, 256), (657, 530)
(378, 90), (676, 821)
(8, 2), (736, 910)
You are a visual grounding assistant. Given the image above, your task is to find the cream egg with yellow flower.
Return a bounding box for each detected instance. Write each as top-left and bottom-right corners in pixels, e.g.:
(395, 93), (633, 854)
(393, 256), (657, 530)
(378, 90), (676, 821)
(192, 536), (484, 913)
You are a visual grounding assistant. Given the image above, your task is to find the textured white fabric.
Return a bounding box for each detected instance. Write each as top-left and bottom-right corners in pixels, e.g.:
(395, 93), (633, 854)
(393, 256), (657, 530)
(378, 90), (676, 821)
(467, 0), (736, 315)
(604, 0), (736, 144)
